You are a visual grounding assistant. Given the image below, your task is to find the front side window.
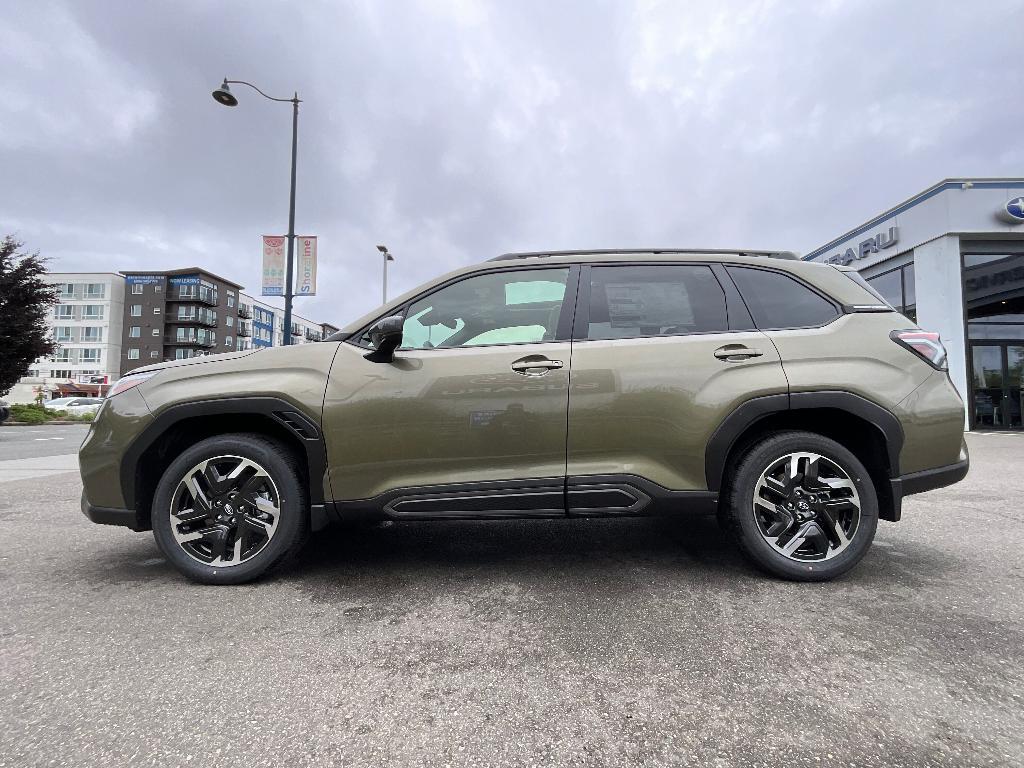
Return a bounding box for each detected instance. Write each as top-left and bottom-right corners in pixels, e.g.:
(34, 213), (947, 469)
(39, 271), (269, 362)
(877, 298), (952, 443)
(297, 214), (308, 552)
(587, 265), (728, 340)
(395, 268), (570, 350)
(728, 266), (839, 329)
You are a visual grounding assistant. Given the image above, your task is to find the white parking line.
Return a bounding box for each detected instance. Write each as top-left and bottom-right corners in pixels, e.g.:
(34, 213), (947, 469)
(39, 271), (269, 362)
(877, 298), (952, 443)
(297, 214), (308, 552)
(34, 437), (65, 442)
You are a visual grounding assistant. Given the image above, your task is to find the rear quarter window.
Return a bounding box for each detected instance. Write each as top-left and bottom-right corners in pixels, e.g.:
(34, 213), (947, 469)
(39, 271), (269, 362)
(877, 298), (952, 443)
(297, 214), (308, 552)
(727, 266), (839, 329)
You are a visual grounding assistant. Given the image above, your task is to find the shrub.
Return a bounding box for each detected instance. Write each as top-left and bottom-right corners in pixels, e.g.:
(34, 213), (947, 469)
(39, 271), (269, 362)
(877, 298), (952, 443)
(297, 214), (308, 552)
(10, 404), (50, 424)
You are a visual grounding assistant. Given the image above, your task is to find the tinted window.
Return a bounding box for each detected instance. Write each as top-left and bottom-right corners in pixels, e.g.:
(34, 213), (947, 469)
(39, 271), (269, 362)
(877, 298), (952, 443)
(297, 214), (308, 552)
(587, 265), (728, 340)
(728, 267), (838, 329)
(398, 268), (569, 350)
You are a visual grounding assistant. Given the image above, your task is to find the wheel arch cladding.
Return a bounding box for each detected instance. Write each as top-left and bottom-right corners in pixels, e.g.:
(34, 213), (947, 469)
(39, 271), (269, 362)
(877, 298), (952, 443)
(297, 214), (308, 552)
(122, 397), (327, 530)
(705, 391), (904, 522)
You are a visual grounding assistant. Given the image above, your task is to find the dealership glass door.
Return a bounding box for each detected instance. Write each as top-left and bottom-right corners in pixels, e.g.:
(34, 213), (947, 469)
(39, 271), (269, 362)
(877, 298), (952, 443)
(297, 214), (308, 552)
(971, 344), (1024, 429)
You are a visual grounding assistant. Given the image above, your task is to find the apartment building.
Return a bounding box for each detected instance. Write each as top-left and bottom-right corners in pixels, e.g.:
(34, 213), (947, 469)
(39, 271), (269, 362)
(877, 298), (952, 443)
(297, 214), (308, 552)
(13, 273), (127, 402)
(9, 268), (336, 402)
(120, 269), (245, 374)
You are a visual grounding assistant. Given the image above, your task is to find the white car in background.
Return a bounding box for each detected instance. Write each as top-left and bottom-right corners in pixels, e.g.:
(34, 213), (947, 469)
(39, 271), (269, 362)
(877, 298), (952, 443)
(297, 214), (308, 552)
(43, 397), (105, 416)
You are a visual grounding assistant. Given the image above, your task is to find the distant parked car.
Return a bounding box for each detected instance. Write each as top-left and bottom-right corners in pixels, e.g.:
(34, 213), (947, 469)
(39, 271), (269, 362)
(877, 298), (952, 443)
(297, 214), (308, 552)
(44, 397), (104, 416)
(0, 399), (9, 424)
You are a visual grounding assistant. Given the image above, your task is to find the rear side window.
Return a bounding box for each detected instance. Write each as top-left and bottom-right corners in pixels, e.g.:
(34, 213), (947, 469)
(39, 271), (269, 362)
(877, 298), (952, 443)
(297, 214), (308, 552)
(727, 266), (839, 329)
(587, 265), (728, 340)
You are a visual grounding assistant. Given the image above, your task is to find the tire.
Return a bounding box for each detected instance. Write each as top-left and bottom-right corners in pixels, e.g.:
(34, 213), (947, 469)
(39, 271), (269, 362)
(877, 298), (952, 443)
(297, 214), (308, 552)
(723, 431), (878, 582)
(151, 433), (309, 585)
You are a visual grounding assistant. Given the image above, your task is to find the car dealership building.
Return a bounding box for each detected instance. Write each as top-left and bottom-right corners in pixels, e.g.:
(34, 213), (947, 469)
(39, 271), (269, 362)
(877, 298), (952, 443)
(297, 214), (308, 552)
(806, 178), (1024, 430)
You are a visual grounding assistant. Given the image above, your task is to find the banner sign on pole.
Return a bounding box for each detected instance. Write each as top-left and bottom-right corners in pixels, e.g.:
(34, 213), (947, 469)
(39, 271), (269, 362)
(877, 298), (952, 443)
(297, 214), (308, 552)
(262, 236), (286, 296)
(296, 236), (317, 296)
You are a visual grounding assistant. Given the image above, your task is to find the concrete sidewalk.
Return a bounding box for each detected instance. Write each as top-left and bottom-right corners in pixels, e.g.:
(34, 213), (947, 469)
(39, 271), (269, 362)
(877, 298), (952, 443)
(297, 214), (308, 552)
(0, 452), (79, 483)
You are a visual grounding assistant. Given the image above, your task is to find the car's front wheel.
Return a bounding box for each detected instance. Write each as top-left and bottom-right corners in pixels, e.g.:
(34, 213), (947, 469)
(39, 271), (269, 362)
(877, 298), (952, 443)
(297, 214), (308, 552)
(723, 431), (879, 582)
(151, 434), (308, 584)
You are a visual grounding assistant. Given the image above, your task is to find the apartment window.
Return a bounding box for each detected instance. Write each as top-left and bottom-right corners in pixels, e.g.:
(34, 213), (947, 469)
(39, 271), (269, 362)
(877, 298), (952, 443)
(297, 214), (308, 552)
(152, 328), (160, 336)
(153, 307), (161, 315)
(55, 326), (74, 342)
(80, 348), (101, 363)
(155, 284), (162, 293)
(131, 305), (142, 317)
(178, 284), (197, 299)
(53, 349), (71, 362)
(226, 316), (233, 327)
(150, 351), (159, 358)
(55, 305), (74, 320)
(132, 283), (144, 294)
(129, 326), (141, 338)
(82, 327), (103, 342)
(83, 305), (103, 319)
(51, 369), (72, 379)
(225, 336), (233, 347)
(128, 349), (140, 360)
(60, 283), (75, 298)
(227, 295), (235, 308)
(86, 283), (105, 299)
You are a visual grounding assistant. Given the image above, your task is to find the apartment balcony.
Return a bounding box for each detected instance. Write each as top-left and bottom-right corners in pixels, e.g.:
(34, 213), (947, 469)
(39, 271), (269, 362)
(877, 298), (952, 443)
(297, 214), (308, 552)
(291, 325), (303, 336)
(304, 329), (321, 341)
(237, 305), (252, 319)
(236, 321), (252, 337)
(165, 333), (216, 348)
(174, 307), (218, 327)
(171, 287), (218, 306)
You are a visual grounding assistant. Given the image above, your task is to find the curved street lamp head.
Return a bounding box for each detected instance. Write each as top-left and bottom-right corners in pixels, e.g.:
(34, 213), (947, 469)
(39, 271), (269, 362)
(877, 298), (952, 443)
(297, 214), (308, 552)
(211, 80), (238, 107)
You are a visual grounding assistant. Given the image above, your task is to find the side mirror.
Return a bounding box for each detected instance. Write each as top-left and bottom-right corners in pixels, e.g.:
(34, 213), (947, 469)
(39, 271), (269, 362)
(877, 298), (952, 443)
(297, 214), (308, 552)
(364, 315), (404, 362)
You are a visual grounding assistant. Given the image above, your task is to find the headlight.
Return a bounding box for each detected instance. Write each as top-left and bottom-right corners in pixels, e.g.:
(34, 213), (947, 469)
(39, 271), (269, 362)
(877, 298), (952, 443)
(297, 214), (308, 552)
(107, 371), (158, 398)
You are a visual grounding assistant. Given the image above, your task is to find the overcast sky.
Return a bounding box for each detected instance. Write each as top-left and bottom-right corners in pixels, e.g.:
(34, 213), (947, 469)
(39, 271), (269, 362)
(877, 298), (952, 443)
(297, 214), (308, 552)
(2, 0), (1022, 325)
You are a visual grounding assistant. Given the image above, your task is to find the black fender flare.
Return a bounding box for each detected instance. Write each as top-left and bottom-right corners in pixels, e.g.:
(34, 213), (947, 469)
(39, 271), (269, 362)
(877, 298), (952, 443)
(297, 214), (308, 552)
(704, 391), (904, 492)
(121, 396), (328, 509)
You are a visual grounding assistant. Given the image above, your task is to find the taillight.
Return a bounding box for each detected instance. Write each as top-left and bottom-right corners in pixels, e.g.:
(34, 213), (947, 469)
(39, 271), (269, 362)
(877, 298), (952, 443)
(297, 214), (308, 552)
(890, 330), (947, 370)
(107, 371), (158, 398)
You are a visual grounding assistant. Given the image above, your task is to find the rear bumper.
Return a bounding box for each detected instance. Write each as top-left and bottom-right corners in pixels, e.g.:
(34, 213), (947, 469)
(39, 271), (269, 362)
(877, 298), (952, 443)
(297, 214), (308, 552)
(81, 491), (146, 531)
(888, 455), (969, 521)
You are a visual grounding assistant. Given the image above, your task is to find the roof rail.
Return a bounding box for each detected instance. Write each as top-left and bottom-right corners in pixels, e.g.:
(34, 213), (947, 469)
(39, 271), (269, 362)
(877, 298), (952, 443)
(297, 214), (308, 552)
(489, 248), (800, 262)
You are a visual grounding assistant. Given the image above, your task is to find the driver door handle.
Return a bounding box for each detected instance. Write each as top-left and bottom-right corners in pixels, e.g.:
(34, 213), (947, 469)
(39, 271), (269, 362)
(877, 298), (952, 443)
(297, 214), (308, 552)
(714, 346), (763, 361)
(511, 357), (564, 375)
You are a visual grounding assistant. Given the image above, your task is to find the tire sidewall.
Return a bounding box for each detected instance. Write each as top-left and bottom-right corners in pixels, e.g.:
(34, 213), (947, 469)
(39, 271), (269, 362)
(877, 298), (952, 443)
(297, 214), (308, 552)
(729, 432), (879, 581)
(152, 435), (306, 584)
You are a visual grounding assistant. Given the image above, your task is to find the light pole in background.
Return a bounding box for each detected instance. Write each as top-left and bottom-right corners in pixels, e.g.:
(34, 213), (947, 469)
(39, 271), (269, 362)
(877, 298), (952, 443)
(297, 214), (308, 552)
(212, 78), (301, 345)
(377, 245), (394, 305)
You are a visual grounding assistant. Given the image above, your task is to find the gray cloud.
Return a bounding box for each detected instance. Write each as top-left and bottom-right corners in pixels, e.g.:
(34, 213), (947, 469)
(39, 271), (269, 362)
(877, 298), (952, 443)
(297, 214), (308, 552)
(2, 0), (1022, 325)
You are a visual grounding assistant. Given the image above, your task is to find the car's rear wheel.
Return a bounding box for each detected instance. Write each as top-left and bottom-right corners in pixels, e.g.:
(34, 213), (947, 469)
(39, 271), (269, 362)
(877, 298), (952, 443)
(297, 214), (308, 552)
(151, 434), (308, 584)
(724, 431), (878, 581)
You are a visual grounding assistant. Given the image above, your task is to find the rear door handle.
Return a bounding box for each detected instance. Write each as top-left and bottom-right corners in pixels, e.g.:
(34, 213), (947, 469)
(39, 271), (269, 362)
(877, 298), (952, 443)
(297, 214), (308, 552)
(714, 346), (763, 361)
(511, 357), (564, 375)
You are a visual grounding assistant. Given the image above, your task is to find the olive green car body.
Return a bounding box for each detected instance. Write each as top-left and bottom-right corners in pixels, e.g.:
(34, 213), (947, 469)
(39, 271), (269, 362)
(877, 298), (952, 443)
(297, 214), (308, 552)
(80, 252), (968, 535)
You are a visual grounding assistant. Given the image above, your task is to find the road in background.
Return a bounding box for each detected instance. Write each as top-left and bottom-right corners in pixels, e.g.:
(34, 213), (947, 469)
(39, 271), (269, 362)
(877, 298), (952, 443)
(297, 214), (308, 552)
(1, 433), (1022, 767)
(0, 424), (89, 461)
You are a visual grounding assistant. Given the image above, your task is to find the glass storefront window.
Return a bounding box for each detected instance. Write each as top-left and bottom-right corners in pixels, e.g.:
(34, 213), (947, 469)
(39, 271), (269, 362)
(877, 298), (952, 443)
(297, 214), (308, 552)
(867, 269), (902, 309)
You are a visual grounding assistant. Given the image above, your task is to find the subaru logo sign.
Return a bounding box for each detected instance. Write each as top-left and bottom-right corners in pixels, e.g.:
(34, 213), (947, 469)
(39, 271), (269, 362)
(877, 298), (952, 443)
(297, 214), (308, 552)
(996, 197), (1024, 224)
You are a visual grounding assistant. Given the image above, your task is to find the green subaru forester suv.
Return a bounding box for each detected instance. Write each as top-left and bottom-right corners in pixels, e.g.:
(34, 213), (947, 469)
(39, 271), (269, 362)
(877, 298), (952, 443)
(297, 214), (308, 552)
(79, 250), (968, 584)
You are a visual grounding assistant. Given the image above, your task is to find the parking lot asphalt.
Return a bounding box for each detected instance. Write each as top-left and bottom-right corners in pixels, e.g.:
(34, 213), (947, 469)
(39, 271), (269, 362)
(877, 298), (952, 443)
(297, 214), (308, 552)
(1, 432), (1022, 767)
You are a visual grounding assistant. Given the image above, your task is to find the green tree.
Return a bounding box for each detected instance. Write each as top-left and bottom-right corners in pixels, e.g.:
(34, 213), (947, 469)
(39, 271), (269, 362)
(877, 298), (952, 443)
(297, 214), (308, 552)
(0, 237), (58, 396)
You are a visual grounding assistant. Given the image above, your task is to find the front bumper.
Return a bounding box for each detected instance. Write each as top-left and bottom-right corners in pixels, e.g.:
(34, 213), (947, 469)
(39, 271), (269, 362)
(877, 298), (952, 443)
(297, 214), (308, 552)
(81, 491), (147, 531)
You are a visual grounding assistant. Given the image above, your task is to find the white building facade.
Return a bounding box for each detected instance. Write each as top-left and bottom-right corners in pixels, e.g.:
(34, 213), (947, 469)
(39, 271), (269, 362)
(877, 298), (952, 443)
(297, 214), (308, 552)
(10, 273), (126, 403)
(807, 178), (1024, 431)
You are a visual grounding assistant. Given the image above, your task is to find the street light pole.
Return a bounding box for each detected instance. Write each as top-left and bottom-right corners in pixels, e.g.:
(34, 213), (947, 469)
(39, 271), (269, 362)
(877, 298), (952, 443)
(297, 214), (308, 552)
(212, 78), (301, 345)
(376, 245), (394, 305)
